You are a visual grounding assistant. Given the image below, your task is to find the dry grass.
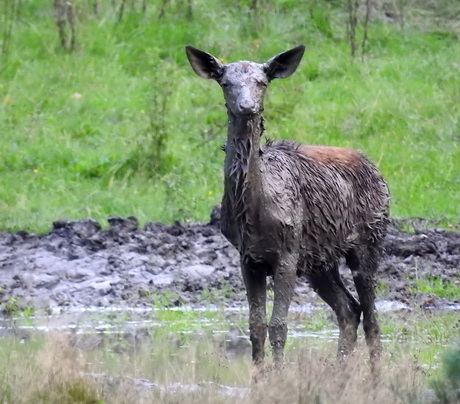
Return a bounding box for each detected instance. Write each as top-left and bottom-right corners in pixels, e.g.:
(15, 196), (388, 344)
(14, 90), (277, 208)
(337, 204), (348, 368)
(1, 333), (103, 403)
(249, 351), (427, 404)
(0, 331), (433, 404)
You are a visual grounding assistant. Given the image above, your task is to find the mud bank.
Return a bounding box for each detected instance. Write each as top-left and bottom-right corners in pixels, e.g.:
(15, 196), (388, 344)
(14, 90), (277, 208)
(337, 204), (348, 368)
(0, 208), (459, 311)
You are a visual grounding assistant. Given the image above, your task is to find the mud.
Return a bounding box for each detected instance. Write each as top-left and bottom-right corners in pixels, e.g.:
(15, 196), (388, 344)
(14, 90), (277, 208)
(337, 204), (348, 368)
(0, 207), (459, 312)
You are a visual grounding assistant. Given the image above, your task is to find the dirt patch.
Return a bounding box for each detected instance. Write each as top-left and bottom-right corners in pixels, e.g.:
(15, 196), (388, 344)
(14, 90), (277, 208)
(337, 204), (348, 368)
(0, 208), (459, 312)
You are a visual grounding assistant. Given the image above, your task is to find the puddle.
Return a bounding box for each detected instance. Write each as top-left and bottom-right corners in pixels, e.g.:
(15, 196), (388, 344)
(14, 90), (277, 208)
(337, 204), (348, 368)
(0, 301), (457, 400)
(0, 302), (456, 341)
(0, 304), (329, 344)
(290, 329), (339, 341)
(427, 303), (460, 311)
(376, 300), (410, 312)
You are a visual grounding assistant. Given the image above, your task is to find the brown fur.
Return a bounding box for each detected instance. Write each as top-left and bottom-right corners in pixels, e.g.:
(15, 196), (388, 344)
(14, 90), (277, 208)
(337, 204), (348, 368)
(298, 145), (363, 169)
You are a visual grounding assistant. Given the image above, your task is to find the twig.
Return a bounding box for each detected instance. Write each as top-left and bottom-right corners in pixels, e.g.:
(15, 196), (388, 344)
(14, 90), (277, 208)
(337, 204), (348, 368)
(158, 0), (169, 19)
(187, 0), (193, 19)
(68, 0), (76, 51)
(347, 0), (359, 58)
(54, 0), (76, 51)
(92, 0), (99, 17)
(117, 0), (127, 22)
(396, 0), (406, 31)
(361, 0), (371, 61)
(2, 0), (19, 57)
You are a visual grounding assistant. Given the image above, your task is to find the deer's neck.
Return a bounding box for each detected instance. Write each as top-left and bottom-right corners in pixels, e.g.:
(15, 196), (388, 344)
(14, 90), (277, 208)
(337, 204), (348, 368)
(224, 111), (264, 179)
(223, 111), (264, 222)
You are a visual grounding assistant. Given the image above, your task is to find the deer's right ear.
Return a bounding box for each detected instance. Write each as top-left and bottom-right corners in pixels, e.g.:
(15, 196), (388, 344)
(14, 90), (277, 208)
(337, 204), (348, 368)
(263, 45), (305, 80)
(186, 46), (224, 80)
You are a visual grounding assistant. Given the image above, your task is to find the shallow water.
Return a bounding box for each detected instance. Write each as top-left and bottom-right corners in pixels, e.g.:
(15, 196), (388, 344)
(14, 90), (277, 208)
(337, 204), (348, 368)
(0, 304), (323, 345)
(1, 300), (456, 342)
(1, 303), (458, 401)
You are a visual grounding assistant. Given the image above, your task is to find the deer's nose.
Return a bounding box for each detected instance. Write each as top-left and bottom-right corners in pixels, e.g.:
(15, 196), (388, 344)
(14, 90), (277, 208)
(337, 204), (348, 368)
(238, 99), (256, 114)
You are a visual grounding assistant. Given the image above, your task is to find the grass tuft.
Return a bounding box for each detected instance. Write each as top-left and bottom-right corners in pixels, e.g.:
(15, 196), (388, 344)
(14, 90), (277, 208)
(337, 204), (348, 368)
(408, 275), (460, 300)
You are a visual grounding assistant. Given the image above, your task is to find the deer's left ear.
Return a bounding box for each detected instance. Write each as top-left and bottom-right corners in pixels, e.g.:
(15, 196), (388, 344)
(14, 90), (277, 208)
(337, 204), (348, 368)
(263, 45), (305, 80)
(186, 46), (224, 80)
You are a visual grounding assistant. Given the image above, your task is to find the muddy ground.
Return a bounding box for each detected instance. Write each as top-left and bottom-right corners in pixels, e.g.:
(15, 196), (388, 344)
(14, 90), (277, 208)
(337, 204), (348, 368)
(0, 207), (459, 312)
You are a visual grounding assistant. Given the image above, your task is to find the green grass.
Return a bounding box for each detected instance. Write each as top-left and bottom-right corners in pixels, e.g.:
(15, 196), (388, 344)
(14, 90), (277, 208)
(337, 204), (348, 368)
(408, 275), (460, 300)
(380, 310), (460, 346)
(1, 0), (459, 232)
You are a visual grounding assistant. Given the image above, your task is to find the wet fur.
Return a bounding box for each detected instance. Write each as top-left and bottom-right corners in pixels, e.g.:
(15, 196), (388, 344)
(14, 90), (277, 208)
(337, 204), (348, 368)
(186, 45), (390, 372)
(266, 139), (388, 271)
(222, 136), (389, 276)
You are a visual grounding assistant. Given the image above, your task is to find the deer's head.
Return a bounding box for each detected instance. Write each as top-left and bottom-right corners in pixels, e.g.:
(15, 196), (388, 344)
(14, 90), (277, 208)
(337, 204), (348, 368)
(186, 45), (305, 117)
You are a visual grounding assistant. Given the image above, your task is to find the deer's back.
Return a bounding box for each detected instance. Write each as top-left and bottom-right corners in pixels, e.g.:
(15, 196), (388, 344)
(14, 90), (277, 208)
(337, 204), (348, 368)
(260, 140), (389, 267)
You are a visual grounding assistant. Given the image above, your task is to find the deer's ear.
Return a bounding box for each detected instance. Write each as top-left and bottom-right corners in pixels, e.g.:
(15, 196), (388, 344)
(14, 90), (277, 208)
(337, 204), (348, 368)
(263, 45), (305, 80)
(186, 46), (224, 80)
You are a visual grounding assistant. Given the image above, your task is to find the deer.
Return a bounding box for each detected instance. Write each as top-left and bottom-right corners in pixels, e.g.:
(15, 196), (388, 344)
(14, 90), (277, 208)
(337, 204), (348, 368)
(185, 45), (390, 373)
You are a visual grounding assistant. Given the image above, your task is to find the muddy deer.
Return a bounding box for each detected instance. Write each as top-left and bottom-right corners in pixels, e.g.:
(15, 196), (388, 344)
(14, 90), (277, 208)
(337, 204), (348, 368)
(186, 45), (390, 372)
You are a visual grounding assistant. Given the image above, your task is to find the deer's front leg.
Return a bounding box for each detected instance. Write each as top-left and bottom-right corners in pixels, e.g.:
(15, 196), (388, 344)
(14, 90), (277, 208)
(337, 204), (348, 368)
(241, 261), (267, 370)
(269, 254), (297, 369)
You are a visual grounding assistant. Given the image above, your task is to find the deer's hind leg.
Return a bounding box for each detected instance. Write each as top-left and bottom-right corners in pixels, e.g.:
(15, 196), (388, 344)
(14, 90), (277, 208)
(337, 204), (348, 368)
(346, 247), (382, 369)
(309, 263), (361, 358)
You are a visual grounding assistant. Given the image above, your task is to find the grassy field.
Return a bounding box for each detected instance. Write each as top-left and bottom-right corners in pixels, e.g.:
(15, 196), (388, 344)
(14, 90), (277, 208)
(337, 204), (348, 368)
(1, 0), (459, 232)
(0, 308), (459, 403)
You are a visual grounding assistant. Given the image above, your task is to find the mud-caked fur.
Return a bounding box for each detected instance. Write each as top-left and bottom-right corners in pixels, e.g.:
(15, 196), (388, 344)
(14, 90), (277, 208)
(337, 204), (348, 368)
(186, 45), (390, 372)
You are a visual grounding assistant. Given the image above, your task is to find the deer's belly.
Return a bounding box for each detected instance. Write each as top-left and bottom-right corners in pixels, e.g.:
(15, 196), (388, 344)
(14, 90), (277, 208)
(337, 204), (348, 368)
(220, 217), (241, 250)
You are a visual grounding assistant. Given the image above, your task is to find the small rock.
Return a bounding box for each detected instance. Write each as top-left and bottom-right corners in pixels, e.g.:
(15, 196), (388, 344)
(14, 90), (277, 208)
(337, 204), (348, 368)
(73, 219), (101, 238)
(180, 264), (216, 279)
(93, 281), (112, 296)
(34, 274), (60, 289)
(66, 269), (89, 281)
(108, 216), (139, 232)
(52, 218), (101, 238)
(151, 274), (175, 287)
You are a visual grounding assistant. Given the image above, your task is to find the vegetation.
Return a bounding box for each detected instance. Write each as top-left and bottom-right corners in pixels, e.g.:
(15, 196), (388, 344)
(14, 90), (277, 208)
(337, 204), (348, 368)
(408, 275), (460, 300)
(0, 308), (459, 403)
(0, 0), (459, 232)
(1, 3), (458, 402)
(431, 346), (460, 404)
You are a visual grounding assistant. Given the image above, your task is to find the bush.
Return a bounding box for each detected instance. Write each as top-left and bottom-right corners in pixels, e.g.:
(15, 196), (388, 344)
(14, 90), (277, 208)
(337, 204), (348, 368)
(431, 346), (460, 403)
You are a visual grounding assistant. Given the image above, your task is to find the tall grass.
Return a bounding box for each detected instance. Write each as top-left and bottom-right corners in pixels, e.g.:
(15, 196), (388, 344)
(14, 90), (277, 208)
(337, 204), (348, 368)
(0, 0), (459, 232)
(1, 307), (459, 403)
